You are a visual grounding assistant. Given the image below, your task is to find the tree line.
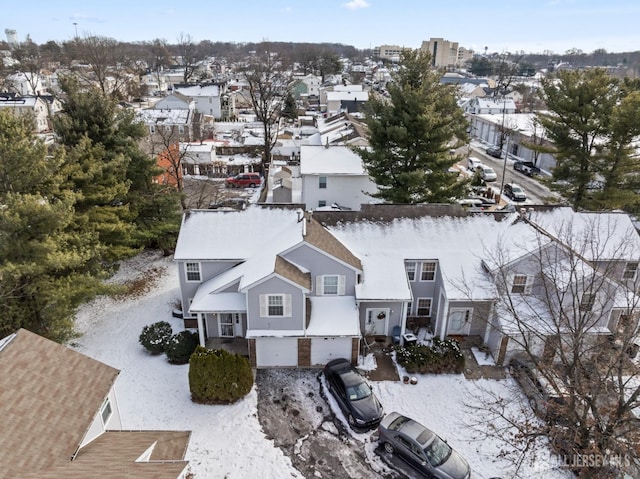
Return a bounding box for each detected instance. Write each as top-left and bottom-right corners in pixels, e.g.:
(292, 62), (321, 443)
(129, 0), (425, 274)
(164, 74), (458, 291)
(0, 78), (182, 342)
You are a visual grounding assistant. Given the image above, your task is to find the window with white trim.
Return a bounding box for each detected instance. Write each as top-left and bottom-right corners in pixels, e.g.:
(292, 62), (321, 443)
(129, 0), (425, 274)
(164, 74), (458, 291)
(318, 200), (326, 207)
(510, 274), (533, 294)
(323, 275), (339, 295)
(101, 398), (112, 425)
(319, 176), (327, 189)
(417, 298), (432, 317)
(316, 275), (346, 295)
(185, 262), (201, 281)
(420, 261), (437, 281)
(407, 301), (412, 316)
(259, 294), (292, 317)
(406, 262), (417, 281)
(268, 295), (284, 316)
(623, 262), (638, 280)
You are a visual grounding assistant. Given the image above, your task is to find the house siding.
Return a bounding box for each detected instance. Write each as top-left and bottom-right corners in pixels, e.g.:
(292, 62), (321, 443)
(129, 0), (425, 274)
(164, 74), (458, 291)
(283, 244), (357, 296)
(246, 277), (305, 331)
(177, 260), (239, 318)
(301, 174), (376, 211)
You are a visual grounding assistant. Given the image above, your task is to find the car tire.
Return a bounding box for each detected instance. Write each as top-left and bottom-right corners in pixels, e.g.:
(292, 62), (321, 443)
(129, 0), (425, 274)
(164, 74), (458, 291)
(348, 414), (356, 427)
(384, 442), (395, 454)
(249, 183), (256, 187)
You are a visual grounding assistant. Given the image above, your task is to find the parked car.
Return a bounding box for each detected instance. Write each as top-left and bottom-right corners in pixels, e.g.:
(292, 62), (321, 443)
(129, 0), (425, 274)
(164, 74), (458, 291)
(467, 156), (482, 171)
(477, 164), (497, 182)
(509, 356), (570, 423)
(503, 183), (527, 202)
(513, 161), (541, 177)
(485, 145), (503, 158)
(378, 412), (471, 479)
(225, 173), (261, 188)
(456, 198), (485, 211)
(323, 358), (384, 432)
(208, 197), (249, 210)
(466, 195), (496, 206)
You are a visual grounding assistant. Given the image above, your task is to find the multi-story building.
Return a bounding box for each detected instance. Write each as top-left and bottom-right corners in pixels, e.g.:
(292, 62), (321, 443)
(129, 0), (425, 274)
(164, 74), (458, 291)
(372, 45), (412, 62)
(420, 38), (474, 68)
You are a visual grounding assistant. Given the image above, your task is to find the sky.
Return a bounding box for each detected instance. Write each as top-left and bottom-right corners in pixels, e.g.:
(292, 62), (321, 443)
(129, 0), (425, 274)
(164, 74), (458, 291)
(3, 0), (640, 55)
(71, 249), (572, 478)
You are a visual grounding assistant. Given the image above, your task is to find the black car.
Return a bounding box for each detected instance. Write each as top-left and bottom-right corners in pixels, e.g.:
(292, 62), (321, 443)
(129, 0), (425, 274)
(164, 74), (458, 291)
(378, 412), (471, 479)
(503, 183), (527, 202)
(323, 358), (384, 431)
(485, 146), (503, 158)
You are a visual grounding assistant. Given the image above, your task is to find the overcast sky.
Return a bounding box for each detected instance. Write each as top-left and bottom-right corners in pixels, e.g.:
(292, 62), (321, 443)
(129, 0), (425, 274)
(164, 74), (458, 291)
(4, 0), (639, 54)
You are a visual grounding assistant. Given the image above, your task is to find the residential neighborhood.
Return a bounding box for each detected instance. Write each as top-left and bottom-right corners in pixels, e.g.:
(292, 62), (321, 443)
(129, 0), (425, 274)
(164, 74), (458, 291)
(2, 14), (640, 479)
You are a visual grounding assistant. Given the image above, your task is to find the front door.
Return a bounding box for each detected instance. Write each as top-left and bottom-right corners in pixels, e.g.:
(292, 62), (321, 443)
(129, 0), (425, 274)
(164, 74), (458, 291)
(366, 308), (389, 335)
(219, 313), (234, 338)
(447, 309), (471, 335)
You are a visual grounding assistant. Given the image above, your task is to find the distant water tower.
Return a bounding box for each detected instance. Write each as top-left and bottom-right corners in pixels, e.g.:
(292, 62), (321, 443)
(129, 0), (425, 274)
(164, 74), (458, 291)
(5, 28), (18, 45)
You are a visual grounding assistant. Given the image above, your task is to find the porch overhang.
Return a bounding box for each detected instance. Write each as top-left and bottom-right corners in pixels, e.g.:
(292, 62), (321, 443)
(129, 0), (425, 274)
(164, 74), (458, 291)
(190, 292), (246, 313)
(306, 296), (360, 337)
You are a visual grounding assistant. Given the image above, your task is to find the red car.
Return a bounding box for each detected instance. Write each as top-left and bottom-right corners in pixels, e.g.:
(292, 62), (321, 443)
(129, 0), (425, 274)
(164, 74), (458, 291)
(225, 173), (261, 188)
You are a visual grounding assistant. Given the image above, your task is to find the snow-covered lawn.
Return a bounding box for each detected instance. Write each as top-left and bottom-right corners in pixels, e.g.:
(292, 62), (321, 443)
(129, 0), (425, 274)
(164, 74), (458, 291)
(72, 251), (572, 479)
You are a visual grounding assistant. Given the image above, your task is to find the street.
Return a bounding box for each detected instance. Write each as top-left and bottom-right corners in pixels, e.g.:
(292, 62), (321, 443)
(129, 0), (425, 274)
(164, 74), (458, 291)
(464, 145), (557, 205)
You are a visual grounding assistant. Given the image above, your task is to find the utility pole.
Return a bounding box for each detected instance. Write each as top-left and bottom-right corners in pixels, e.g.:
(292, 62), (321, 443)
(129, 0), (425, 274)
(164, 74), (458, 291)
(73, 22), (78, 39)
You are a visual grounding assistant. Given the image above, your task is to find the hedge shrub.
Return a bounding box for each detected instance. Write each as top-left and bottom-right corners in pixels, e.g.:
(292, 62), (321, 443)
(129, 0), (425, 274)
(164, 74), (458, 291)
(189, 346), (253, 404)
(139, 321), (173, 354)
(395, 337), (465, 374)
(165, 330), (200, 364)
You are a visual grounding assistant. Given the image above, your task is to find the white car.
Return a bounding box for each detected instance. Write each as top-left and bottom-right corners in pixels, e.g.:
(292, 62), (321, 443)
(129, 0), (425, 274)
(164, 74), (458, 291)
(467, 157), (482, 171)
(477, 165), (497, 182)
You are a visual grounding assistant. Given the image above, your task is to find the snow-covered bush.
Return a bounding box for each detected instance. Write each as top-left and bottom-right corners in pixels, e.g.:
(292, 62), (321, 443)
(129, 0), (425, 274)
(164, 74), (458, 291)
(395, 337), (464, 374)
(189, 346), (253, 404)
(165, 330), (199, 364)
(138, 321), (173, 354)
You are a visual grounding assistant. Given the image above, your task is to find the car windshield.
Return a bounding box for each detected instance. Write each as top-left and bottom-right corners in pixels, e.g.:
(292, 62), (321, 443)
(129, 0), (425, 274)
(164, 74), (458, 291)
(346, 382), (372, 401)
(424, 435), (452, 467)
(512, 185), (523, 193)
(484, 167), (495, 174)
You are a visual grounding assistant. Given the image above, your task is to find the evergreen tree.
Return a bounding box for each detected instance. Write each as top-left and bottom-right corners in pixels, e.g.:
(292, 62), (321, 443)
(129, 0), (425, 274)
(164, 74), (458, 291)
(538, 69), (640, 211)
(0, 110), (108, 341)
(54, 76), (181, 260)
(282, 92), (298, 121)
(355, 50), (469, 204)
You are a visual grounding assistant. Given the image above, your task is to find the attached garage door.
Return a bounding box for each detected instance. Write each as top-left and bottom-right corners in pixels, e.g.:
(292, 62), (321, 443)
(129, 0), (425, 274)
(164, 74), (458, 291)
(311, 337), (353, 366)
(255, 338), (298, 367)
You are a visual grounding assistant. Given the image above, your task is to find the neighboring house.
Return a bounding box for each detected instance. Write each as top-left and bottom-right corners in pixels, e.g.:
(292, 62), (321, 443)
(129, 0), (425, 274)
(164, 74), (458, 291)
(174, 84), (235, 121)
(0, 328), (191, 478)
(174, 205), (640, 369)
(180, 141), (216, 177)
(299, 144), (377, 211)
(464, 97), (517, 115)
(0, 93), (53, 132)
(468, 112), (557, 171)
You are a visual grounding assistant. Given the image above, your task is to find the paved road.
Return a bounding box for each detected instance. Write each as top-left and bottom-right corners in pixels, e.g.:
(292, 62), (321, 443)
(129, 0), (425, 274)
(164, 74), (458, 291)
(465, 146), (559, 205)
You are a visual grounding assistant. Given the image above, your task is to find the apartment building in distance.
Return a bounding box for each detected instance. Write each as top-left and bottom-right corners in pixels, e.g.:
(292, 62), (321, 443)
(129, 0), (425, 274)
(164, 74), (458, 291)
(420, 38), (474, 68)
(372, 45), (412, 62)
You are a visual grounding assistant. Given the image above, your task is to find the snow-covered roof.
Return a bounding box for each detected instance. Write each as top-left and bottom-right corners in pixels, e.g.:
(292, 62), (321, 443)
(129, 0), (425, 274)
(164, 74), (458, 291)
(190, 292), (245, 312)
(174, 208), (303, 261)
(325, 91), (369, 102)
(306, 296), (360, 336)
(300, 145), (367, 175)
(529, 207), (640, 260)
(329, 213), (536, 301)
(175, 85), (220, 97)
(136, 108), (190, 125)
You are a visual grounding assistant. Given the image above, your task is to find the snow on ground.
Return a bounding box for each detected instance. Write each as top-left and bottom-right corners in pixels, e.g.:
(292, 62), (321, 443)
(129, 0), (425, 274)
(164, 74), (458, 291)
(73, 252), (301, 479)
(72, 251), (572, 479)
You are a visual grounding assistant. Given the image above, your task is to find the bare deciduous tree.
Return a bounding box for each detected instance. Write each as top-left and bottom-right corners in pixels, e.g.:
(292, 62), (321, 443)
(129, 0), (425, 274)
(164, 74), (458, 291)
(462, 212), (640, 478)
(241, 42), (292, 175)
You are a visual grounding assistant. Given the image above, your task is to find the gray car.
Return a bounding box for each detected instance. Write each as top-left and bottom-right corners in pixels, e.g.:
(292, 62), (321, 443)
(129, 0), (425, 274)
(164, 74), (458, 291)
(378, 412), (471, 479)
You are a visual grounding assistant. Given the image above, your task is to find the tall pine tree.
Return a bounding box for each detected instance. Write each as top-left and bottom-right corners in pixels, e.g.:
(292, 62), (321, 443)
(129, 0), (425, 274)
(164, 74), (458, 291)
(0, 110), (108, 341)
(355, 50), (469, 204)
(538, 68), (640, 211)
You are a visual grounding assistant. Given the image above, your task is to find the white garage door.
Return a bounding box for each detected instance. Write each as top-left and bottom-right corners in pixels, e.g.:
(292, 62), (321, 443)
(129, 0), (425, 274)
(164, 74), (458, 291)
(255, 338), (298, 367)
(311, 337), (353, 366)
